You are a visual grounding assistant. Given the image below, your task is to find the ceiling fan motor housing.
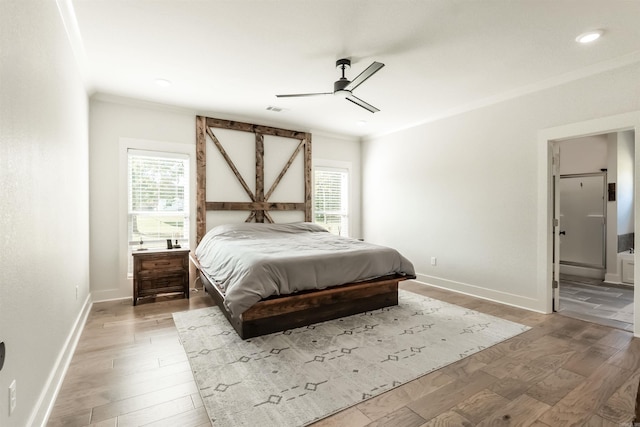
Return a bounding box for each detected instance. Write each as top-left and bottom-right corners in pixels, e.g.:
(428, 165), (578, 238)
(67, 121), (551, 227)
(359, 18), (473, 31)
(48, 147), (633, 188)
(334, 79), (350, 92)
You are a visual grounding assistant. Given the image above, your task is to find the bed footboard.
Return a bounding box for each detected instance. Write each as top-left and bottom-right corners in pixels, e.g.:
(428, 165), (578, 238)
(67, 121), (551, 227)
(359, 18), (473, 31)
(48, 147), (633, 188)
(192, 254), (405, 339)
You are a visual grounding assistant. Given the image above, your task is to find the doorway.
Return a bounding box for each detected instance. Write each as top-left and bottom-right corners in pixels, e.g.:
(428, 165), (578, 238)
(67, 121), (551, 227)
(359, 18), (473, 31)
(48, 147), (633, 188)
(553, 132), (635, 331)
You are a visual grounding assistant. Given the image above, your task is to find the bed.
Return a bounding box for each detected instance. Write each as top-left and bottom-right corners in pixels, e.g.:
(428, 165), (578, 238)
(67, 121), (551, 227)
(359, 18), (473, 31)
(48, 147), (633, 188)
(192, 116), (416, 338)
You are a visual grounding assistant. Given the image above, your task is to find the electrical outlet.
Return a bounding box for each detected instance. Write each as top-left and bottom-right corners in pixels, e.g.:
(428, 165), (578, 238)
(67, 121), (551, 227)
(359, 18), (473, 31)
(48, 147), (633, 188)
(431, 257), (437, 266)
(9, 379), (16, 415)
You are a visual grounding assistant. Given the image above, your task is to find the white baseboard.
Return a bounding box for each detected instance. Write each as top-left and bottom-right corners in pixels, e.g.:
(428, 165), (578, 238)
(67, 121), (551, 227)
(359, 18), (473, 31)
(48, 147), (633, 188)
(91, 288), (129, 302)
(28, 293), (93, 427)
(413, 273), (547, 313)
(604, 273), (622, 284)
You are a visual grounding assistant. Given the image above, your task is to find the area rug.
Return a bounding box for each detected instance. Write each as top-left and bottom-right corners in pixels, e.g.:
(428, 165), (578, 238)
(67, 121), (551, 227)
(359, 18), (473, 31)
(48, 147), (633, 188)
(173, 290), (530, 426)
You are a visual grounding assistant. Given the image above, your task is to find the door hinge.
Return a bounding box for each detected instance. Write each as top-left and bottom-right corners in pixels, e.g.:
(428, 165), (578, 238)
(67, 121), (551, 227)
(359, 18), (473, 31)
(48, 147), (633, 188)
(552, 280), (559, 289)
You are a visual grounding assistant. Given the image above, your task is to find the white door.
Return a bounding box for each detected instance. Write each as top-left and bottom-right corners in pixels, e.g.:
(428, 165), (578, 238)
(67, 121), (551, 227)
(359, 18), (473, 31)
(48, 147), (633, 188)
(552, 143), (560, 311)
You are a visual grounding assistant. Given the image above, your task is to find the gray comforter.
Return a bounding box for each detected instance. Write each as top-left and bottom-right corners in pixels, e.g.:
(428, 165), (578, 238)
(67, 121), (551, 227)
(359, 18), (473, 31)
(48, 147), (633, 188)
(195, 222), (415, 317)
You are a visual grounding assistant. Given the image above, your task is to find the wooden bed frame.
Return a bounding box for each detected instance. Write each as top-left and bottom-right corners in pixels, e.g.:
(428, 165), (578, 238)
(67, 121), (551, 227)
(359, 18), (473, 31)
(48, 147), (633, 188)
(191, 254), (408, 339)
(193, 115), (412, 339)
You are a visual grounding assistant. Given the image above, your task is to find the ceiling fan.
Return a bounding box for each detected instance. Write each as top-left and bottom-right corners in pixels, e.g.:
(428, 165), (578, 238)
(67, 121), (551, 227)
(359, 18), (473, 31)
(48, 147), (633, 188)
(276, 58), (385, 113)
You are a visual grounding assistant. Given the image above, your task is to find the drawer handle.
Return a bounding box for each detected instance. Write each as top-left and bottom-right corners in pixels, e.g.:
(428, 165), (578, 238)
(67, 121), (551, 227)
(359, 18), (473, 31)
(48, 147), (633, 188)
(155, 262), (171, 265)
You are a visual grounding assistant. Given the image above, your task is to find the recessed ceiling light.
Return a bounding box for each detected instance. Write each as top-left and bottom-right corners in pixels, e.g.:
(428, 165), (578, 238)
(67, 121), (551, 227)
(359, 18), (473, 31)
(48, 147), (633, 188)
(154, 78), (172, 87)
(575, 30), (603, 44)
(357, 120), (368, 126)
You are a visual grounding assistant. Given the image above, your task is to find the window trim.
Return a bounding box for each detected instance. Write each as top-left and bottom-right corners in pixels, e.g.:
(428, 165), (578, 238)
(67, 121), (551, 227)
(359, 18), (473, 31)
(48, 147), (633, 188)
(127, 149), (190, 266)
(119, 138), (196, 280)
(313, 159), (352, 237)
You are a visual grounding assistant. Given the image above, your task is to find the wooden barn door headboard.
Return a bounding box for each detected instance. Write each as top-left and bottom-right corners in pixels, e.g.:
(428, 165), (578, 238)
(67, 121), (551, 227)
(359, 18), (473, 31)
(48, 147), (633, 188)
(195, 116), (312, 244)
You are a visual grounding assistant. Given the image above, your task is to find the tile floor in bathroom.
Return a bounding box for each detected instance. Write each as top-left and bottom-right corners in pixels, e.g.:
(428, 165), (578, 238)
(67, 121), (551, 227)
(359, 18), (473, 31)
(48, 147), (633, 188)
(558, 274), (634, 331)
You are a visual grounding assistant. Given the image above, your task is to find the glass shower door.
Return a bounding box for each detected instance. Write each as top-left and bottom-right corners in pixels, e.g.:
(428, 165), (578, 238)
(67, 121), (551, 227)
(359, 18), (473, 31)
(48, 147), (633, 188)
(559, 173), (606, 269)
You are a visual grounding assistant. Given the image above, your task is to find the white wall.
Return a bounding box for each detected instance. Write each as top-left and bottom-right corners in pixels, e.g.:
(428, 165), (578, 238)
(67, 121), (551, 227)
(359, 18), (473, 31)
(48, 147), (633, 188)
(559, 135), (608, 175)
(606, 133), (620, 282)
(0, 1), (90, 426)
(313, 132), (362, 239)
(362, 62), (640, 312)
(89, 98), (361, 301)
(618, 130), (635, 236)
(90, 99), (195, 301)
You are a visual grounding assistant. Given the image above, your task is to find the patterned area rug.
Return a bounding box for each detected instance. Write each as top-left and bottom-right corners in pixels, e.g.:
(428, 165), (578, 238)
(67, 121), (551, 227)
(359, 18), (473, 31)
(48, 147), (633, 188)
(173, 290), (530, 426)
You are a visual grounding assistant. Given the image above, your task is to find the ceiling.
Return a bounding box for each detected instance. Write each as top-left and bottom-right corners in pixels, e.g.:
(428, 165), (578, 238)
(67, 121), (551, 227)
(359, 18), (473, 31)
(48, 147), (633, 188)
(66, 0), (640, 138)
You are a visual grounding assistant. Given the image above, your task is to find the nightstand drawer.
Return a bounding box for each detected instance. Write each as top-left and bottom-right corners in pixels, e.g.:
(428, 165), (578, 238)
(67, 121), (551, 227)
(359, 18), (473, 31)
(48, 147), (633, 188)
(139, 256), (184, 271)
(138, 273), (185, 291)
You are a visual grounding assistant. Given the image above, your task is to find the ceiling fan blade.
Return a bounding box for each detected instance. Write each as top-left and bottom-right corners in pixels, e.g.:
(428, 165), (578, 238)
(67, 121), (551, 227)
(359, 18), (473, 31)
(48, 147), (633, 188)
(276, 92), (333, 98)
(346, 94), (380, 113)
(345, 62), (385, 91)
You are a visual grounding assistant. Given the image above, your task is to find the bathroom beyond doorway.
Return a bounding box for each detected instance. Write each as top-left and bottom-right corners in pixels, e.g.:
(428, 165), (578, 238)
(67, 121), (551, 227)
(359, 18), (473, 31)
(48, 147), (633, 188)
(558, 274), (633, 331)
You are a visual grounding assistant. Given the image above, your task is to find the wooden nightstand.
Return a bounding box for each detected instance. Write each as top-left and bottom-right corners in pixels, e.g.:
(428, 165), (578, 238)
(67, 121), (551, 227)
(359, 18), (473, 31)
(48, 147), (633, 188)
(132, 248), (190, 305)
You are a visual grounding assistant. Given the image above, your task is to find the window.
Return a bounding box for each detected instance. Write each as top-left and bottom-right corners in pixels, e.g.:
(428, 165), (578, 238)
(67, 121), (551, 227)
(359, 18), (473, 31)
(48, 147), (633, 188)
(314, 166), (349, 236)
(127, 149), (189, 272)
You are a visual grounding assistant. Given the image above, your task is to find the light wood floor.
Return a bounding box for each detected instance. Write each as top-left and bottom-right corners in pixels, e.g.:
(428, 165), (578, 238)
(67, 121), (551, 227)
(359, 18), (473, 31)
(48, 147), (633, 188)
(48, 282), (640, 427)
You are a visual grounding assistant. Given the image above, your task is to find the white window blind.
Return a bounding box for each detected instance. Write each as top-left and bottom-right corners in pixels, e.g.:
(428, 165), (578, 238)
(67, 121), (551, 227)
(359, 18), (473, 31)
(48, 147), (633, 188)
(127, 149), (189, 271)
(314, 167), (349, 236)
